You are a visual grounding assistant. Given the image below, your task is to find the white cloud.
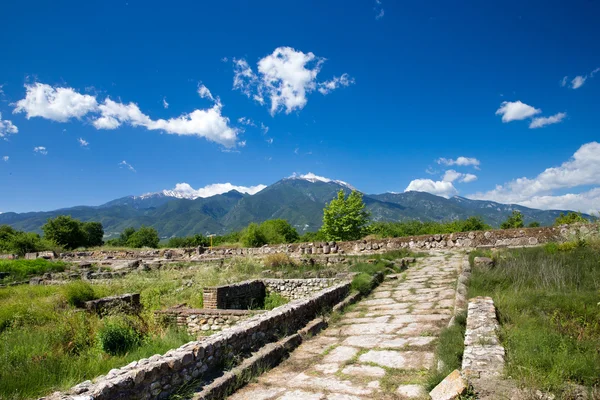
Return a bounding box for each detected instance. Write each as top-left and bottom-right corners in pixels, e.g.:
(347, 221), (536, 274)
(495, 100), (541, 122)
(591, 67), (600, 78)
(119, 160), (136, 172)
(437, 156), (480, 168)
(266, 137), (273, 144)
(2, 156), (8, 162)
(33, 146), (47, 155)
(233, 47), (352, 115)
(0, 113), (18, 139)
(78, 137), (89, 147)
(162, 97), (169, 109)
(238, 117), (255, 126)
(442, 169), (462, 182)
(461, 173), (478, 183)
(318, 73), (355, 95)
(529, 112), (566, 129)
(571, 75), (587, 89)
(13, 83), (98, 122)
(405, 179), (458, 198)
(197, 83), (215, 101)
(560, 76), (568, 87)
(14, 82), (240, 148)
(517, 188), (600, 215)
(469, 141), (600, 213)
(260, 122), (269, 134)
(374, 0), (384, 19)
(164, 182), (267, 199)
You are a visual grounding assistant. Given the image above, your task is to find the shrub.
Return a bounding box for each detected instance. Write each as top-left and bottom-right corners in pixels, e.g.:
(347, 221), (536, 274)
(263, 291), (288, 310)
(528, 221), (541, 227)
(97, 316), (142, 355)
(263, 253), (295, 269)
(64, 281), (96, 307)
(554, 211), (589, 225)
(127, 226), (160, 248)
(258, 219), (300, 244)
(351, 272), (373, 295)
(322, 190), (370, 241)
(369, 216), (491, 238)
(241, 223), (267, 248)
(500, 210), (524, 229)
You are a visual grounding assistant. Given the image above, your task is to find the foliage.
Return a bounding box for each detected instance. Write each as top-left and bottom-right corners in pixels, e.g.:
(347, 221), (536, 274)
(0, 259), (67, 283)
(554, 211), (589, 226)
(468, 245), (600, 393)
(370, 216), (491, 238)
(42, 216), (104, 249)
(97, 316), (143, 355)
(0, 225), (57, 256)
(126, 226), (160, 248)
(298, 230), (328, 243)
(321, 190), (370, 241)
(351, 272), (374, 295)
(241, 223), (267, 247)
(527, 221), (541, 227)
(263, 253), (295, 269)
(263, 291), (289, 310)
(258, 219), (299, 244)
(166, 234), (209, 248)
(63, 281), (97, 307)
(500, 210), (524, 229)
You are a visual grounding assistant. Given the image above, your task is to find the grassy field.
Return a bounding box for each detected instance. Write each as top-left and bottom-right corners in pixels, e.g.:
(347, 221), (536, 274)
(0, 259), (70, 283)
(469, 243), (600, 396)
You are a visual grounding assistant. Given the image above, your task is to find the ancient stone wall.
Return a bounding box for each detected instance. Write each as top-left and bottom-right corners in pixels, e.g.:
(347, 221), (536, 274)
(462, 296), (505, 378)
(157, 307), (265, 334)
(202, 280), (266, 310)
(263, 277), (344, 299)
(49, 223), (599, 263)
(84, 293), (141, 315)
(43, 282), (351, 400)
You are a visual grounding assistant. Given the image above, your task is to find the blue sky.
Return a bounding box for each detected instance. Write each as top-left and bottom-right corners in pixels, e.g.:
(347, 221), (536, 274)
(1, 0), (599, 213)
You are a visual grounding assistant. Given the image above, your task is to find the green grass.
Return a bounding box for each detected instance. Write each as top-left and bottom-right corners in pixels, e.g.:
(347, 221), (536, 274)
(0, 259), (69, 283)
(468, 243), (600, 395)
(262, 291), (289, 310)
(426, 312), (466, 390)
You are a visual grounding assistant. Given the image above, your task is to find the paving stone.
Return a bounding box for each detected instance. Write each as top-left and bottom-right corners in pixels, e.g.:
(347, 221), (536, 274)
(287, 373), (373, 395)
(340, 315), (390, 325)
(314, 363), (340, 374)
(277, 390), (324, 400)
(323, 346), (358, 363)
(341, 334), (394, 348)
(359, 350), (434, 369)
(372, 291), (392, 298)
(359, 298), (397, 306)
(326, 394), (363, 400)
(339, 323), (403, 336)
(397, 384), (427, 398)
(341, 365), (386, 377)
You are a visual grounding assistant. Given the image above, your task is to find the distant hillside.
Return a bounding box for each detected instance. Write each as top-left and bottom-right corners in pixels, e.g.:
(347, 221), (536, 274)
(0, 177), (589, 238)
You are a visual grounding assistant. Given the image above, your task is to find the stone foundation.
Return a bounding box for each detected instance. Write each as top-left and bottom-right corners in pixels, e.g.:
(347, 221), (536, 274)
(156, 307), (264, 334)
(84, 293), (141, 315)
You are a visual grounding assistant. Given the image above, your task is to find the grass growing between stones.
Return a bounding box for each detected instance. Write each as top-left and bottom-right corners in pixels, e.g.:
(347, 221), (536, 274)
(425, 312), (466, 391)
(468, 243), (600, 396)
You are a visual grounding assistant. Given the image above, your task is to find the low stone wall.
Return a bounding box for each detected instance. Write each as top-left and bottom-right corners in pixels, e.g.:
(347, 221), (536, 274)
(43, 282), (351, 400)
(157, 307), (265, 334)
(25, 251), (56, 260)
(0, 254), (18, 260)
(84, 293), (141, 315)
(203, 280), (266, 310)
(264, 278), (344, 300)
(462, 296), (505, 378)
(51, 223), (600, 263)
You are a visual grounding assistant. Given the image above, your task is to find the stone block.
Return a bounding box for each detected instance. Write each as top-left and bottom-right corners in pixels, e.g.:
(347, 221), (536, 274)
(429, 369), (467, 400)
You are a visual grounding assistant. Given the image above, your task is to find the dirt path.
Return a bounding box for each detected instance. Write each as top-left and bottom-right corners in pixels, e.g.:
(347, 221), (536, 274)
(227, 251), (464, 400)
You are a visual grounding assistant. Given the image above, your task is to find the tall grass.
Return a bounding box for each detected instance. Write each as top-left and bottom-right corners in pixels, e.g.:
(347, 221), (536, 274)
(469, 243), (600, 394)
(0, 259), (69, 283)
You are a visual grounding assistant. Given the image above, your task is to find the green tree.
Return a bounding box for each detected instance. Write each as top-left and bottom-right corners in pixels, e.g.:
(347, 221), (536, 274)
(500, 211), (524, 229)
(258, 219), (300, 244)
(554, 212), (588, 226)
(321, 190), (370, 241)
(42, 216), (86, 249)
(241, 223), (267, 247)
(83, 222), (104, 247)
(126, 226), (159, 248)
(527, 221), (541, 228)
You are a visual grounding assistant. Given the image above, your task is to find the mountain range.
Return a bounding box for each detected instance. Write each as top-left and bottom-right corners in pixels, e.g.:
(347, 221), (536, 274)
(0, 176), (587, 238)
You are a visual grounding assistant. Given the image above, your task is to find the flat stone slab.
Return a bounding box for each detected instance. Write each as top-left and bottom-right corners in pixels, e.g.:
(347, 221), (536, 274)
(397, 384), (427, 398)
(233, 386), (286, 400)
(339, 323), (403, 336)
(277, 390), (324, 400)
(359, 350), (434, 369)
(359, 298), (397, 306)
(323, 346), (359, 363)
(341, 364), (386, 378)
(340, 315), (390, 325)
(315, 363), (340, 374)
(287, 373), (373, 396)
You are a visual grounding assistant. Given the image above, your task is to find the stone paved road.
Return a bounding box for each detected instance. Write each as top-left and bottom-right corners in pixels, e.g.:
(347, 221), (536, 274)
(228, 251), (464, 400)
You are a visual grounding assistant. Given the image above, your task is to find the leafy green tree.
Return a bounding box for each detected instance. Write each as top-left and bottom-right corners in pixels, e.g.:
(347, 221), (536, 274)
(42, 216), (86, 249)
(554, 212), (588, 226)
(83, 222), (104, 247)
(500, 211), (524, 229)
(241, 223), (267, 247)
(528, 221), (541, 228)
(258, 219), (300, 244)
(321, 190), (370, 241)
(126, 226), (159, 248)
